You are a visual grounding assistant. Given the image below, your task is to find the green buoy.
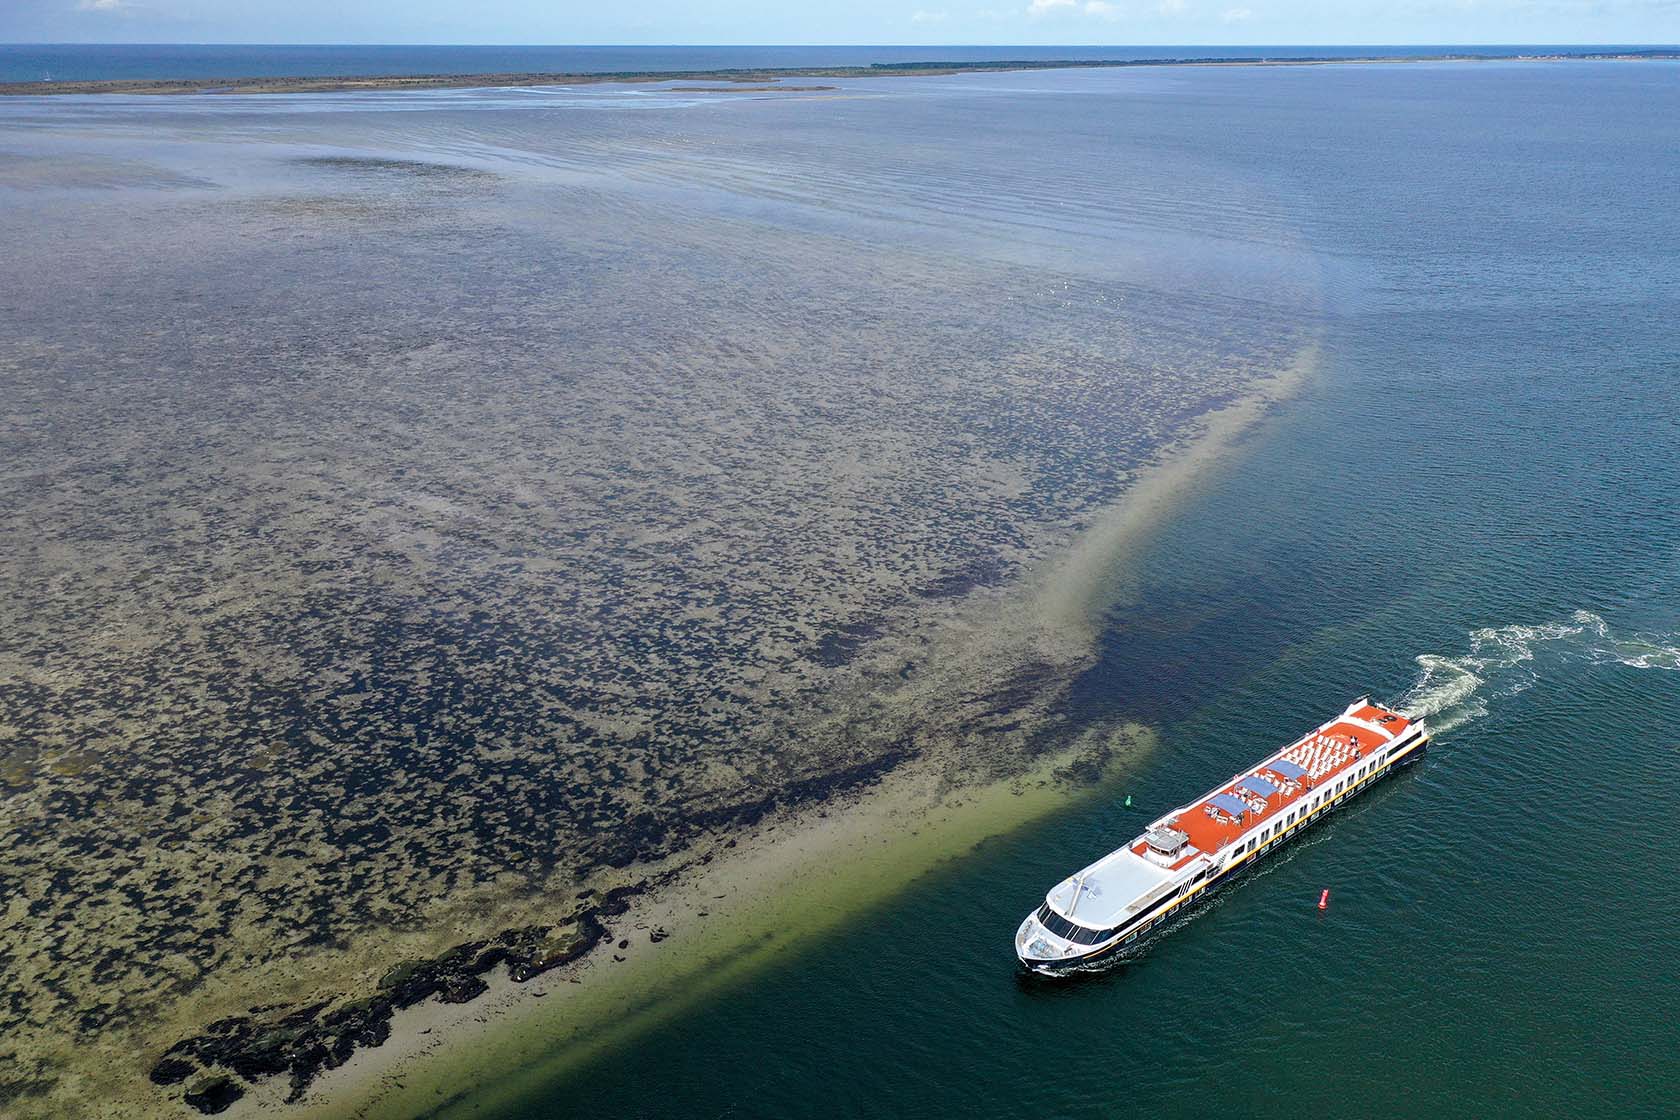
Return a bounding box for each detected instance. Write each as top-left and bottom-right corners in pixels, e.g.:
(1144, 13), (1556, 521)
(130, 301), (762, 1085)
(1124, 794), (1133, 808)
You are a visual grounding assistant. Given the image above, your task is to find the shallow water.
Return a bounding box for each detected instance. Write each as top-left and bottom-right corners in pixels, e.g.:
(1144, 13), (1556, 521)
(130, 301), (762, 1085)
(508, 61), (1680, 1120)
(0, 64), (1315, 1113)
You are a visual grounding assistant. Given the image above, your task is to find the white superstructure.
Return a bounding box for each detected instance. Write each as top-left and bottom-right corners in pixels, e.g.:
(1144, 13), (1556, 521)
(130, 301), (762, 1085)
(1016, 698), (1428, 973)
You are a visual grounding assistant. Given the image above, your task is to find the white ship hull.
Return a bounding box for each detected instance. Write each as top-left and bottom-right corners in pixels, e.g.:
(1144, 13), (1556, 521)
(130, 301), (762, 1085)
(1016, 698), (1428, 975)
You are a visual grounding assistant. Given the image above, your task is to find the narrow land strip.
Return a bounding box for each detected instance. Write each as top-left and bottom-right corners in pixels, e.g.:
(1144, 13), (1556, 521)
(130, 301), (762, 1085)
(2, 51), (1675, 96)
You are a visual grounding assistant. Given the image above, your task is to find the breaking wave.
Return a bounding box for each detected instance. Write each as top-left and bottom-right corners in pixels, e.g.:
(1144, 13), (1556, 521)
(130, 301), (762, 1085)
(1398, 610), (1680, 734)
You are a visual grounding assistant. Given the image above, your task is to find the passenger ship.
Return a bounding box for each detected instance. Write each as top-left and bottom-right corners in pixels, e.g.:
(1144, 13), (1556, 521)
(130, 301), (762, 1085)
(1016, 698), (1427, 974)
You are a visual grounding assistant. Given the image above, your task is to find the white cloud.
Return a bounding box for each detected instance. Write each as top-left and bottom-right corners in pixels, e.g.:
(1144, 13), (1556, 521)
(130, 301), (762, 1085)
(910, 8), (949, 21)
(76, 0), (128, 9)
(1027, 0), (1077, 14)
(1157, 0), (1187, 12)
(1221, 6), (1253, 20)
(1083, 0), (1121, 14)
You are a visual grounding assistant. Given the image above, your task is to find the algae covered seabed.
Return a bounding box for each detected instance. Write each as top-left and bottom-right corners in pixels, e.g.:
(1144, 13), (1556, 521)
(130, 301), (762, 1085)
(0, 73), (1319, 1116)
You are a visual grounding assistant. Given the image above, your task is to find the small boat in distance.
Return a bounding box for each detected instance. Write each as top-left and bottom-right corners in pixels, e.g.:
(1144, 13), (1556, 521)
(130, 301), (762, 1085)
(1016, 698), (1427, 974)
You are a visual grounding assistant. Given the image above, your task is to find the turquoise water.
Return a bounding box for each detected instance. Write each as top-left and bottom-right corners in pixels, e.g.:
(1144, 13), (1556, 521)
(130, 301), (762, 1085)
(512, 63), (1680, 1118)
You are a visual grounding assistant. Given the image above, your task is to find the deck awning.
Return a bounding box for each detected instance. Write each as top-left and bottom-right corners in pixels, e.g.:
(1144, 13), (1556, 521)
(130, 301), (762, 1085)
(1208, 793), (1250, 818)
(1235, 775), (1278, 799)
(1267, 759), (1308, 780)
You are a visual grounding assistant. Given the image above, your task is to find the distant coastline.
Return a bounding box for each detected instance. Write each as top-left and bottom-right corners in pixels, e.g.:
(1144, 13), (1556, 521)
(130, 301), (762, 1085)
(3, 49), (1676, 96)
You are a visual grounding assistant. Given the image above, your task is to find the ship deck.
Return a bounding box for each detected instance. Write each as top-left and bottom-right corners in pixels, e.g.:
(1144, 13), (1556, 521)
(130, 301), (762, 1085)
(1150, 703), (1414, 859)
(1045, 847), (1174, 929)
(1042, 702), (1415, 934)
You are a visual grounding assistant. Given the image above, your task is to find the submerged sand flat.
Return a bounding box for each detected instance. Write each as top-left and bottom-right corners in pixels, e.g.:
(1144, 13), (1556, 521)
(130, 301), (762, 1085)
(0, 75), (1316, 1115)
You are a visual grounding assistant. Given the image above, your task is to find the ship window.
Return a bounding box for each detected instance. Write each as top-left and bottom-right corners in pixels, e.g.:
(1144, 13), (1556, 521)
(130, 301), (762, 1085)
(1037, 904), (1108, 944)
(1035, 905), (1073, 939)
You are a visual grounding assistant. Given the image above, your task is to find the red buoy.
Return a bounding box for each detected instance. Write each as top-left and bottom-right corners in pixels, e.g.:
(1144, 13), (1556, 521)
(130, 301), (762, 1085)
(1318, 889), (1330, 911)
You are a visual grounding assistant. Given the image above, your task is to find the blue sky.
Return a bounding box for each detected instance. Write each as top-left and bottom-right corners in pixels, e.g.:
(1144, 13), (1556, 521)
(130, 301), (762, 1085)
(3, 0), (1678, 45)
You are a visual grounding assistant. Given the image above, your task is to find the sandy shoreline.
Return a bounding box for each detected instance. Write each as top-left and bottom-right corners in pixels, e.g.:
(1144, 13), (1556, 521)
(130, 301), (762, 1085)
(256, 734), (1148, 1120)
(214, 346), (1318, 1120)
(1, 51), (1673, 97)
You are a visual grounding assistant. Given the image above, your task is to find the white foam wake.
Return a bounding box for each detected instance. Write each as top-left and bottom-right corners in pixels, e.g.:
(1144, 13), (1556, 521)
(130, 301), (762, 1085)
(1398, 610), (1680, 734)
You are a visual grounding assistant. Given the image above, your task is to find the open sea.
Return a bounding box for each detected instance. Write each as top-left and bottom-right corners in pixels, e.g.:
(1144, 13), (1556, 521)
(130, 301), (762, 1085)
(485, 61), (1678, 1119)
(0, 43), (1673, 83)
(2, 51), (1677, 1120)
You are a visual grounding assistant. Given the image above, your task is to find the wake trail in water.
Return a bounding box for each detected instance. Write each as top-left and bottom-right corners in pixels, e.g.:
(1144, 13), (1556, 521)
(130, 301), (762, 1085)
(1397, 610), (1680, 734)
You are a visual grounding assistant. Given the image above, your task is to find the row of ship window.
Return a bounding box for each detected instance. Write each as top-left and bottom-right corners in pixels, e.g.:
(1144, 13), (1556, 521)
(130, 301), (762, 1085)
(1233, 749), (1390, 861)
(1045, 747), (1399, 949)
(1036, 903), (1170, 946)
(1039, 866), (1210, 945)
(1035, 906), (1114, 945)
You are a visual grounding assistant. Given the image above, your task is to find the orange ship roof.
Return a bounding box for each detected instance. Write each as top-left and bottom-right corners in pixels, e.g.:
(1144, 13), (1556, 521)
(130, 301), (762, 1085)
(1136, 703), (1413, 859)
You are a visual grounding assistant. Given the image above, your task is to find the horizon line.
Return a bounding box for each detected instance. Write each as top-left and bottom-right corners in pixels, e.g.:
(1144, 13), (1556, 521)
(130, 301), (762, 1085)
(5, 40), (1679, 49)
